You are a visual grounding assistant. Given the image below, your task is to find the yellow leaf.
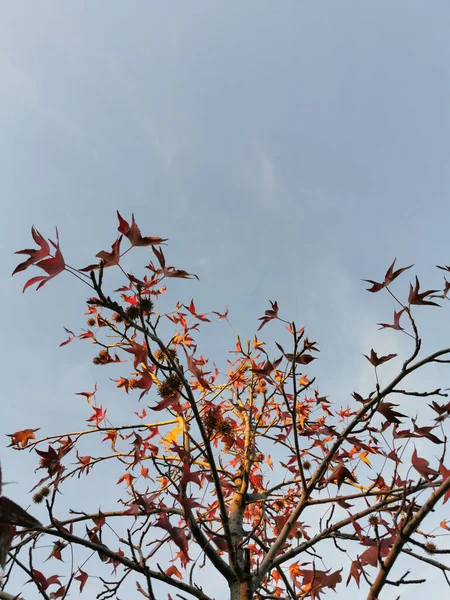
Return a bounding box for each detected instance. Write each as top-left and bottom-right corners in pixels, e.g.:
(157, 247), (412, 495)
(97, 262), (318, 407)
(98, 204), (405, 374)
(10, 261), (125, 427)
(253, 335), (265, 349)
(162, 424), (183, 450)
(360, 451), (372, 467)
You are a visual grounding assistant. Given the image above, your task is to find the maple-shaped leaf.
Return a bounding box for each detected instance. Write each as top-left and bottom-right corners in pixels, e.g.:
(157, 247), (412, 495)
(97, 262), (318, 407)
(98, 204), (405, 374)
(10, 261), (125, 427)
(26, 570), (61, 591)
(45, 540), (67, 562)
(117, 211), (167, 247)
(75, 569), (88, 593)
(86, 405), (107, 427)
(346, 560), (361, 588)
(117, 473), (135, 488)
(180, 461), (202, 487)
(165, 565), (183, 579)
(408, 276), (440, 307)
(377, 309), (405, 331)
(212, 308), (229, 320)
(75, 383), (98, 404)
(185, 299), (211, 322)
(384, 259), (414, 286)
(364, 259), (413, 293)
(412, 421), (443, 444)
(155, 514), (191, 567)
(95, 236), (122, 267)
(186, 352), (212, 391)
(60, 327), (76, 347)
(377, 402), (406, 424)
(8, 429), (40, 448)
(13, 227), (51, 274)
(411, 448), (438, 481)
(364, 349), (397, 367)
(17, 229), (65, 292)
(326, 464), (357, 488)
(257, 300), (279, 331)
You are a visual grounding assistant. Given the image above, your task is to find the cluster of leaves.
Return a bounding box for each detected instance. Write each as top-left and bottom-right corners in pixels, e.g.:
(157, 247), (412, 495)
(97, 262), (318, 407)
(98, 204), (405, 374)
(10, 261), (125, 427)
(2, 215), (450, 600)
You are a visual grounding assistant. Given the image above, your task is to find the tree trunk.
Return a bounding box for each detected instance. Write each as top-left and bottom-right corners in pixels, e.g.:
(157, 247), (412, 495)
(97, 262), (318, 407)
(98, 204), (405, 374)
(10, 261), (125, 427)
(229, 577), (252, 600)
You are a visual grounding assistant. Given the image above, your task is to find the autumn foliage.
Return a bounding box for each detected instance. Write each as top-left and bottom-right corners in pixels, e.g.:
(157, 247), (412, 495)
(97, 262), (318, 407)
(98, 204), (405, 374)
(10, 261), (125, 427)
(2, 213), (450, 599)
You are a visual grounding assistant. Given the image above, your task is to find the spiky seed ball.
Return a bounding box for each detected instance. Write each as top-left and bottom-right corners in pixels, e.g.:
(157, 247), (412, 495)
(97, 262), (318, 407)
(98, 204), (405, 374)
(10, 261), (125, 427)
(87, 317), (97, 327)
(92, 357), (101, 365)
(154, 349), (164, 362)
(40, 486), (50, 498)
(125, 305), (140, 320)
(273, 500), (285, 512)
(98, 349), (108, 358)
(204, 411), (220, 430)
(425, 542), (438, 555)
(302, 460), (311, 471)
(158, 378), (180, 398)
(33, 492), (44, 504)
(217, 420), (232, 437)
(368, 515), (379, 527)
(113, 312), (124, 323)
(139, 298), (154, 313)
(165, 374), (182, 392)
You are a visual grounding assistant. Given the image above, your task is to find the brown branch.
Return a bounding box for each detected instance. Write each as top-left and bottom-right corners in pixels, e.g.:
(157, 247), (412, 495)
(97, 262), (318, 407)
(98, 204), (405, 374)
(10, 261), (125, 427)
(368, 471), (450, 599)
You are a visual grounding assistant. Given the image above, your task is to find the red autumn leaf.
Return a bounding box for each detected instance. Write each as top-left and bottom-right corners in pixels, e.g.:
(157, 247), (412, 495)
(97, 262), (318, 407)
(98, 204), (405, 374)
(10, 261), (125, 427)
(359, 546), (378, 567)
(18, 229), (65, 292)
(377, 402), (406, 424)
(257, 300), (279, 330)
(134, 364), (157, 400)
(346, 560), (361, 588)
(408, 276), (440, 307)
(411, 448), (438, 481)
(384, 258), (413, 286)
(60, 327), (76, 347)
(212, 308), (229, 320)
(123, 340), (148, 369)
(364, 259), (413, 293)
(13, 227), (50, 274)
(180, 461), (202, 487)
(412, 422), (443, 444)
(364, 349), (397, 367)
(75, 383), (98, 404)
(117, 473), (135, 487)
(185, 352), (212, 391)
(117, 211), (167, 247)
(155, 514), (191, 567)
(326, 464), (357, 488)
(439, 464), (450, 504)
(75, 568), (88, 592)
(377, 309), (405, 331)
(95, 236), (122, 268)
(45, 540), (66, 562)
(86, 405), (107, 427)
(27, 570), (61, 591)
(186, 299), (211, 322)
(8, 429), (40, 448)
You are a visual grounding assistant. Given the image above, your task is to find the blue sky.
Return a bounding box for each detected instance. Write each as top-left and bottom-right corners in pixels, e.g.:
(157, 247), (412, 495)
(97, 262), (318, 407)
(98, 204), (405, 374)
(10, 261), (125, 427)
(1, 2), (450, 598)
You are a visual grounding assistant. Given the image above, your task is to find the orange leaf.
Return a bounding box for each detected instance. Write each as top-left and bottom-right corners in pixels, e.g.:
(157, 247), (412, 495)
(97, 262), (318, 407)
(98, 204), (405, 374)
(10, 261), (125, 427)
(8, 429), (39, 448)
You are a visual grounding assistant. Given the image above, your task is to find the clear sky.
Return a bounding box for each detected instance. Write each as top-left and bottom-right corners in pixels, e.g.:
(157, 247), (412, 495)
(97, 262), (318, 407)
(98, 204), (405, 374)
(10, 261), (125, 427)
(1, 2), (449, 599)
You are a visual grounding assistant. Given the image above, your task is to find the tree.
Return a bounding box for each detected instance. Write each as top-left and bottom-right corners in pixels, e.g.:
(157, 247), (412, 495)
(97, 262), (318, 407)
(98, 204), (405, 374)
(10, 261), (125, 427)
(2, 212), (450, 600)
